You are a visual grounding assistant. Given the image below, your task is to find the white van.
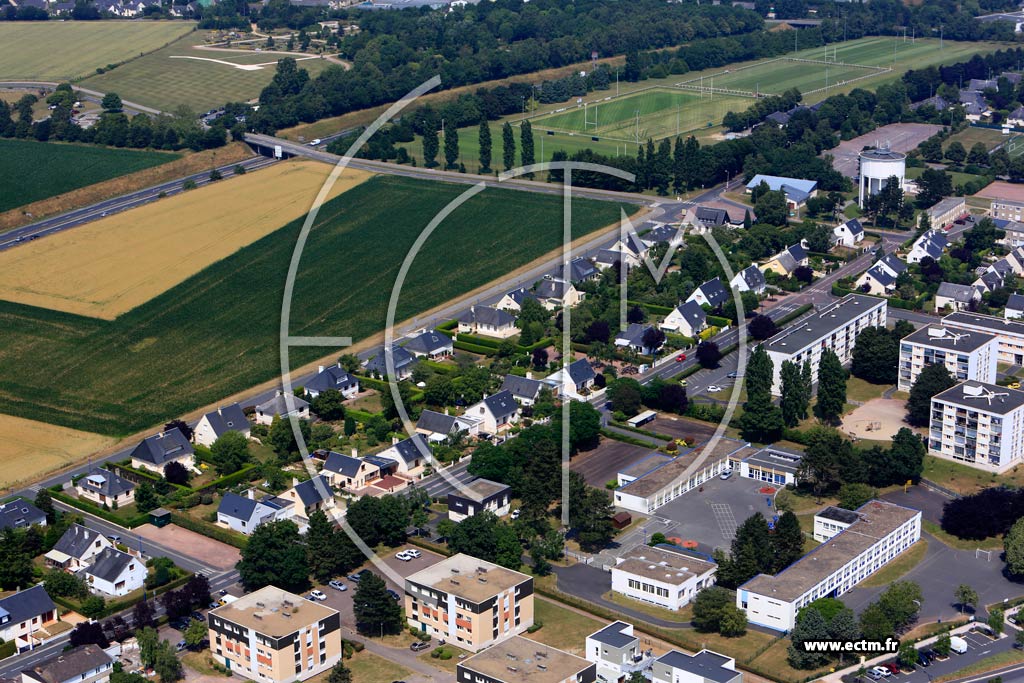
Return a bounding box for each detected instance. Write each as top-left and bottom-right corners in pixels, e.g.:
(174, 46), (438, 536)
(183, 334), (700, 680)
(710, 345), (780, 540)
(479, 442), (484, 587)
(949, 636), (968, 654)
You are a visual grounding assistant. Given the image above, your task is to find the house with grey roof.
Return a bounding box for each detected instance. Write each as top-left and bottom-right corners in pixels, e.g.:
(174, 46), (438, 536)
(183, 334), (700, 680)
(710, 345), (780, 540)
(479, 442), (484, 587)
(687, 277), (729, 309)
(130, 428), (196, 475)
(936, 282), (981, 312)
(974, 269), (1006, 293)
(76, 468), (135, 508)
(762, 242), (808, 276)
(376, 434), (430, 477)
(855, 253), (907, 296)
(0, 499), (46, 531)
(544, 358), (597, 400)
(615, 323), (663, 354)
(594, 248), (635, 271)
(568, 257), (600, 283)
(652, 649), (742, 683)
(745, 174), (817, 210)
(500, 374), (545, 406)
(534, 277), (582, 310)
(255, 391), (310, 426)
(694, 206), (729, 226)
(457, 305), (518, 339)
(959, 90), (989, 119)
(1007, 293), (1024, 319)
(320, 451), (382, 491)
(0, 585), (58, 652)
(832, 219), (864, 248)
(82, 547), (145, 597)
(447, 479), (510, 522)
(661, 301), (707, 337)
(404, 329), (453, 359)
(415, 409), (481, 442)
(908, 230), (948, 264)
(464, 390), (520, 434)
(910, 95), (949, 112)
(363, 345), (417, 380)
(278, 475), (335, 532)
(610, 232), (650, 261)
(306, 362), (361, 398)
(586, 622), (651, 683)
(729, 265), (766, 295)
(217, 491), (287, 535)
(21, 644), (113, 683)
(45, 524), (114, 572)
(642, 224), (682, 247)
(495, 287), (538, 311)
(194, 403), (250, 447)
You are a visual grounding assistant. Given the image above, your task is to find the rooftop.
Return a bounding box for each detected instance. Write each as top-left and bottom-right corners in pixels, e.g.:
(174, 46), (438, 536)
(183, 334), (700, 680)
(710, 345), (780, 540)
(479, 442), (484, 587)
(618, 453), (675, 479)
(902, 324), (996, 352)
(927, 196), (966, 215)
(614, 545), (716, 584)
(859, 148), (907, 161)
(211, 585), (337, 636)
(933, 380), (1024, 414)
(815, 506), (861, 525)
(741, 500), (921, 602)
(764, 294), (885, 355)
(406, 553), (530, 603)
(22, 645), (112, 683)
(588, 621), (636, 649)
(944, 311), (1024, 336)
(742, 446), (803, 475)
(746, 174), (818, 195)
(619, 439), (754, 498)
(450, 478), (509, 503)
(458, 636), (592, 683)
(657, 650), (737, 683)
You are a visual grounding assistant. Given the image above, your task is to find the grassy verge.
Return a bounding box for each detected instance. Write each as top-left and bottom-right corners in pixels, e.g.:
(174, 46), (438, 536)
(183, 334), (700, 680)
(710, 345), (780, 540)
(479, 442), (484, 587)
(932, 648), (1024, 683)
(526, 599), (604, 654)
(181, 651), (230, 678)
(345, 651), (414, 683)
(922, 455), (1024, 495)
(602, 591), (691, 624)
(858, 540), (929, 588)
(846, 377), (893, 404)
(923, 520), (1004, 552)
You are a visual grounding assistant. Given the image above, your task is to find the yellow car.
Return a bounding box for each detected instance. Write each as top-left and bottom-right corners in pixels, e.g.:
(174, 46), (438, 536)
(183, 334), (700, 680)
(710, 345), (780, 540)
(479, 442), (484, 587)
(1009, 382), (1021, 390)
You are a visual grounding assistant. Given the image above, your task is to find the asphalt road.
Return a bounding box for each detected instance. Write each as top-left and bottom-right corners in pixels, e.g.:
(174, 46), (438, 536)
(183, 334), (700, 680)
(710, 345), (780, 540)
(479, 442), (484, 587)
(0, 82), (166, 117)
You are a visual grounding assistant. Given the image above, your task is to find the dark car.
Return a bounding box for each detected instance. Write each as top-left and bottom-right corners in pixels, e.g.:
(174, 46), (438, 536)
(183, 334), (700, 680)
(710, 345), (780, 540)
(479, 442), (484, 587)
(918, 652), (931, 667)
(387, 589), (400, 601)
(191, 611), (204, 622)
(410, 642), (429, 652)
(169, 618), (190, 631)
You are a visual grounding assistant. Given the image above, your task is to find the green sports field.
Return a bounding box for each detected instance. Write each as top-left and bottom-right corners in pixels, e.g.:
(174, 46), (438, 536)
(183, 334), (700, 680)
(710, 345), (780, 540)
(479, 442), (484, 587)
(0, 139), (178, 213)
(0, 175), (627, 436)
(81, 31), (336, 112)
(0, 21), (194, 82)
(679, 58), (886, 96)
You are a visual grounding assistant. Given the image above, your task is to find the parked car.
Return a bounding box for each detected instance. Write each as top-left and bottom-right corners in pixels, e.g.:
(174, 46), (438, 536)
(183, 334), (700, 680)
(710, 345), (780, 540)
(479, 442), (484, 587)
(209, 601), (220, 609)
(396, 551), (412, 561)
(309, 139), (322, 146)
(510, 509), (520, 520)
(387, 589), (401, 601)
(310, 590), (326, 601)
(328, 580), (347, 591)
(348, 573), (363, 582)
(675, 353), (687, 362)
(870, 666), (890, 678)
(917, 651), (931, 667)
(883, 662), (900, 674)
(169, 618), (190, 631)
(706, 385), (723, 393)
(175, 641), (188, 652)
(865, 669), (883, 680)
(405, 548), (421, 558)
(410, 642), (429, 652)
(720, 469), (733, 480)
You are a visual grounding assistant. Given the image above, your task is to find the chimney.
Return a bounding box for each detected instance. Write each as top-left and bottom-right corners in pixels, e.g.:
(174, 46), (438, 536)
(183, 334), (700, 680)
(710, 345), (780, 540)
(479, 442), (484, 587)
(275, 390), (283, 397)
(351, 448), (358, 458)
(444, 407), (449, 415)
(392, 436), (399, 445)
(318, 365), (325, 373)
(246, 489), (255, 500)
(292, 477), (299, 487)
(526, 371), (533, 380)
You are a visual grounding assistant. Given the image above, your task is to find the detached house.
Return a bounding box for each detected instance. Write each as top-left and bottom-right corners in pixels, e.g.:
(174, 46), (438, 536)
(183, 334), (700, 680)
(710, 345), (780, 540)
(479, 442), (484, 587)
(615, 323), (663, 354)
(82, 547), (145, 597)
(642, 224), (683, 247)
(217, 491), (287, 535)
(594, 248), (636, 271)
(278, 475), (335, 532)
(0, 585), (58, 653)
(745, 174), (818, 211)
(447, 479), (511, 522)
(907, 230), (949, 264)
(45, 524), (112, 572)
(377, 434), (430, 477)
(661, 301), (707, 338)
(568, 257), (600, 284)
(1007, 293), (1024, 319)
(76, 468), (135, 508)
(255, 391), (310, 426)
(22, 644), (113, 683)
(730, 265), (767, 295)
(545, 358), (597, 400)
(404, 329), (453, 359)
(762, 243), (808, 276)
(0, 499), (46, 531)
(363, 346), (417, 380)
(500, 374), (545, 406)
(935, 282), (981, 312)
(855, 254), (907, 296)
(534, 278), (582, 310)
(832, 219), (864, 248)
(610, 232), (650, 262)
(458, 306), (518, 339)
(130, 428), (196, 476)
(416, 410), (481, 442)
(496, 287), (537, 312)
(306, 363), (361, 399)
(687, 277), (729, 309)
(194, 403), (250, 447)
(465, 390), (520, 434)
(321, 451), (380, 491)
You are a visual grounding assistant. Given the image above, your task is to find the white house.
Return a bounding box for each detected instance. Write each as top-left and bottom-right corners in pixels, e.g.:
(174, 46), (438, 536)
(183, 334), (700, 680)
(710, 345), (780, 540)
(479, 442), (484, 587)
(129, 428), (196, 475)
(255, 391), (310, 426)
(761, 242), (808, 276)
(22, 645), (113, 683)
(500, 374), (545, 406)
(907, 230), (949, 264)
(457, 306), (518, 339)
(447, 479), (511, 522)
(363, 346), (417, 380)
(854, 254), (907, 296)
(194, 403), (250, 447)
(935, 282), (981, 313)
(661, 301), (707, 337)
(544, 358), (597, 400)
(0, 586), (59, 653)
(464, 390), (520, 434)
(82, 547), (146, 597)
(730, 265), (766, 295)
(306, 363), (361, 398)
(404, 329), (453, 359)
(832, 219), (865, 248)
(534, 278), (582, 310)
(687, 277), (730, 309)
(217, 491), (288, 535)
(586, 622), (652, 683)
(320, 451), (382, 491)
(615, 323), (663, 354)
(1007, 293), (1024, 319)
(376, 434), (430, 477)
(76, 468), (135, 509)
(611, 545), (717, 611)
(608, 232), (650, 262)
(651, 650), (742, 683)
(415, 409), (481, 442)
(44, 524), (114, 572)
(278, 475), (336, 532)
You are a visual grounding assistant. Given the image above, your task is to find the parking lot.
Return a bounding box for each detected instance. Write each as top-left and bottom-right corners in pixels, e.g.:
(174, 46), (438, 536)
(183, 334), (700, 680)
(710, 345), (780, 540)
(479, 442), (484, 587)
(860, 628), (1013, 683)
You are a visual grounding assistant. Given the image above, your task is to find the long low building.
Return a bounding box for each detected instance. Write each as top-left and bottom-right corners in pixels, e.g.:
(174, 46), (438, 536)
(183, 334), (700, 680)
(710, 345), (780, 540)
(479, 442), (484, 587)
(763, 295), (887, 395)
(738, 446), (802, 486)
(737, 500), (921, 632)
(943, 311), (1024, 366)
(611, 545), (717, 612)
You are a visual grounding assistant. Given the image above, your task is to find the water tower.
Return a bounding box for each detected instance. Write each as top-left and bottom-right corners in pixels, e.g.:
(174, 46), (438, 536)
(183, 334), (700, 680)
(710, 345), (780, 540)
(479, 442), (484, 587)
(858, 147), (906, 208)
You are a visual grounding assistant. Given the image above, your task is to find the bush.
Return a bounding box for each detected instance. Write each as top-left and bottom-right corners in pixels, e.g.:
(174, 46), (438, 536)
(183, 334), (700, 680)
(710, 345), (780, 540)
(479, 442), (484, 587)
(526, 621), (544, 633)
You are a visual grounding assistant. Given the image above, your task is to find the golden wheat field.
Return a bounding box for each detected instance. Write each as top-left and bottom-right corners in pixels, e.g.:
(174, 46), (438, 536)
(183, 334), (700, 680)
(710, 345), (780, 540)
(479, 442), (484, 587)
(0, 160), (373, 319)
(0, 414), (117, 490)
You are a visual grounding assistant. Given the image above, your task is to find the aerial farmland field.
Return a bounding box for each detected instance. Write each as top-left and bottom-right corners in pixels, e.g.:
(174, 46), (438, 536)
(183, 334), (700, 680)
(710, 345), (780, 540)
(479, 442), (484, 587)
(0, 414), (116, 490)
(0, 138), (178, 213)
(0, 21), (194, 82)
(0, 175), (628, 436)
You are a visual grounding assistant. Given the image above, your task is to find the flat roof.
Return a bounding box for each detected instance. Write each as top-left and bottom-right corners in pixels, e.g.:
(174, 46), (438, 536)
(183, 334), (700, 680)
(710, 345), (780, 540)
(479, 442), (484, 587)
(741, 500), (920, 602)
(406, 553), (530, 602)
(619, 439), (754, 498)
(614, 545), (716, 584)
(764, 295), (885, 356)
(657, 650), (738, 683)
(211, 585), (338, 637)
(619, 453), (675, 479)
(815, 506), (861, 525)
(458, 636), (591, 683)
(451, 478), (509, 502)
(944, 311), (1024, 338)
(588, 621), (636, 648)
(902, 324), (997, 352)
(933, 380), (1024, 414)
(742, 446), (803, 475)
(859, 149), (906, 161)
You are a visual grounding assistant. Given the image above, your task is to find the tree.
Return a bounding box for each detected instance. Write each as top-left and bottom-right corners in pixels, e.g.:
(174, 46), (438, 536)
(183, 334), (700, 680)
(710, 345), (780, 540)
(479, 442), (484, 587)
(165, 419), (193, 441)
(718, 606), (747, 637)
(134, 482), (158, 513)
(101, 92), (123, 112)
(934, 631), (952, 657)
(859, 602), (895, 642)
(828, 608), (861, 664)
(1005, 517), (1024, 576)
(443, 124), (460, 170)
(237, 520), (309, 593)
(478, 119), (492, 173)
(69, 621), (109, 648)
(692, 586), (734, 633)
(520, 120), (534, 176)
(877, 581), (922, 630)
(568, 471), (615, 551)
(642, 327), (666, 354)
(814, 349), (846, 424)
(43, 568), (88, 599)
(0, 529), (33, 590)
(838, 483), (876, 511)
(608, 378), (643, 415)
(916, 168), (954, 207)
(898, 640), (919, 669)
(163, 461), (189, 486)
(132, 599), (155, 630)
(780, 360), (809, 428)
(311, 389), (346, 421)
(422, 124), (439, 168)
(696, 341), (722, 368)
(748, 314), (777, 341)
(907, 363), (955, 426)
(771, 511), (804, 573)
(306, 510), (342, 584)
(328, 660), (352, 683)
(739, 346), (783, 443)
(209, 168), (222, 182)
(945, 140), (967, 165)
(788, 607), (830, 669)
(754, 189), (789, 226)
(353, 572), (403, 636)
(81, 595), (106, 619)
(989, 607), (1005, 635)
(34, 489), (55, 524)
(502, 122), (515, 172)
(851, 327), (899, 384)
(210, 430), (251, 476)
(183, 618), (207, 648)
(798, 427), (848, 499)
(954, 584), (979, 614)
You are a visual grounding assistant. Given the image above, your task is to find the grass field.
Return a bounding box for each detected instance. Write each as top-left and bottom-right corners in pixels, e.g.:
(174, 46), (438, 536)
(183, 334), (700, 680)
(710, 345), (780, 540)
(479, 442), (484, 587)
(0, 21), (194, 82)
(1006, 133), (1024, 158)
(525, 599), (603, 655)
(0, 139), (178, 213)
(81, 31), (336, 113)
(0, 175), (627, 436)
(943, 126), (1007, 153)
(0, 414), (116, 490)
(0, 160), (372, 319)
(678, 56), (886, 96)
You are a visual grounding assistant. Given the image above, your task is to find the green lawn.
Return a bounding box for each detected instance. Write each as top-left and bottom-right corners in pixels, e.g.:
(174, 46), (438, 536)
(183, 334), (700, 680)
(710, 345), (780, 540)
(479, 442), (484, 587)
(526, 599), (604, 654)
(857, 539), (928, 587)
(81, 31), (336, 113)
(0, 21), (194, 82)
(0, 139), (178, 213)
(943, 126), (1007, 152)
(921, 454), (1024, 494)
(906, 166), (986, 188)
(345, 651), (414, 683)
(0, 175), (627, 436)
(846, 376), (892, 404)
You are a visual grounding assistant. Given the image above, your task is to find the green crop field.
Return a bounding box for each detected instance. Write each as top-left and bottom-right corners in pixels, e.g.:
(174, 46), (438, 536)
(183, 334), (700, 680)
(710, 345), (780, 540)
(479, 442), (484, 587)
(0, 139), (178, 213)
(0, 21), (194, 82)
(0, 175), (627, 436)
(81, 31), (336, 113)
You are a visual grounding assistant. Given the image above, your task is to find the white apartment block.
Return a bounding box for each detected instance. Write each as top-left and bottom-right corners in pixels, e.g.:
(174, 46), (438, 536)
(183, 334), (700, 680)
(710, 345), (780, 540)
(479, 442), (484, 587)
(928, 381), (1024, 472)
(897, 324), (998, 392)
(737, 500), (921, 632)
(763, 294), (887, 395)
(611, 545), (717, 612)
(943, 312), (1024, 366)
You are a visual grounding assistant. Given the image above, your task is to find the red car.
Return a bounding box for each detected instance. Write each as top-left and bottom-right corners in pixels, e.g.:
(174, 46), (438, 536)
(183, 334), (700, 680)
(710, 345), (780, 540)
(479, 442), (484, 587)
(675, 353), (687, 362)
(884, 662), (901, 674)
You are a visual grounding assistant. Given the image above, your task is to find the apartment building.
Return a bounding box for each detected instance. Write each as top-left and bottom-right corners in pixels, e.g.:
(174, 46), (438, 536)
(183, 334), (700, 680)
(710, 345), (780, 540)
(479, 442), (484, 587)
(456, 636), (595, 683)
(918, 196), (965, 230)
(404, 554), (534, 652)
(737, 500), (921, 631)
(991, 198), (1024, 221)
(928, 381), (1024, 472)
(585, 622), (652, 683)
(611, 545), (717, 611)
(943, 311), (1024, 366)
(897, 324), (998, 392)
(763, 294), (887, 395)
(207, 586), (342, 683)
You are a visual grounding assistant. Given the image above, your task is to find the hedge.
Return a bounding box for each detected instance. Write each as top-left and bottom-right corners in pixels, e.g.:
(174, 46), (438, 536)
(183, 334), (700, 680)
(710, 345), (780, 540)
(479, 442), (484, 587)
(455, 333), (503, 349)
(608, 422), (675, 441)
(437, 319), (458, 333)
(599, 428), (656, 448)
(346, 408), (377, 424)
(0, 641), (15, 660)
(170, 512), (248, 549)
(627, 300), (673, 316)
(419, 359), (454, 374)
(50, 569), (193, 619)
(355, 375), (424, 401)
(830, 284), (925, 310)
(707, 315), (731, 328)
(454, 340), (498, 355)
(200, 464), (261, 493)
(50, 488), (150, 529)
(456, 332), (554, 354)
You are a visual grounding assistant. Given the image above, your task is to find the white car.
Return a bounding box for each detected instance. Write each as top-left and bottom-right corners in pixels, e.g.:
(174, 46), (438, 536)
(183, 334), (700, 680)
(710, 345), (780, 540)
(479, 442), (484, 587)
(396, 551), (412, 561)
(510, 509), (520, 520)
(405, 548), (421, 558)
(871, 667), (891, 678)
(309, 138), (322, 146)
(309, 590), (326, 601)
(706, 385), (723, 393)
